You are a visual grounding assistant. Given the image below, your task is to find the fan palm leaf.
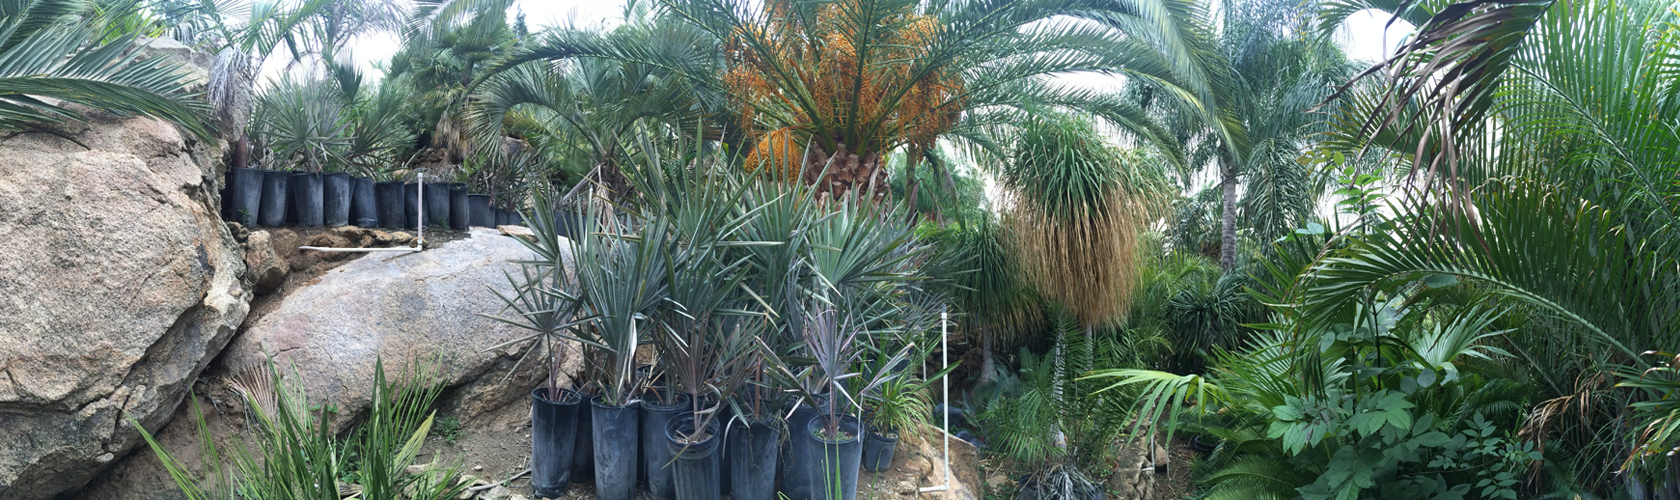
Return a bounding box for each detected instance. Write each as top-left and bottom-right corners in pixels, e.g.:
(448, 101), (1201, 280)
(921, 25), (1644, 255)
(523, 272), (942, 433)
(0, 0), (208, 138)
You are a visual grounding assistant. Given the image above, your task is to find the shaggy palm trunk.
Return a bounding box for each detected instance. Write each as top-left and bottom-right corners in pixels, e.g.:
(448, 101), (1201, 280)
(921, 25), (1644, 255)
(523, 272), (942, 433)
(803, 143), (887, 200)
(1219, 160), (1238, 271)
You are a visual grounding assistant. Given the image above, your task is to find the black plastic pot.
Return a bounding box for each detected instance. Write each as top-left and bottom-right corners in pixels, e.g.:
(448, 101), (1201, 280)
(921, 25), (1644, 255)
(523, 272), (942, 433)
(228, 168), (264, 226)
(403, 183), (420, 230)
(375, 181), (405, 229)
(777, 394), (829, 500)
(322, 173), (351, 227)
(717, 403), (733, 494)
(861, 426), (899, 472)
(494, 208), (509, 227)
(805, 415), (863, 500)
(666, 414), (722, 500)
(219, 169), (233, 221)
(1191, 434), (1220, 454)
(533, 388), (582, 498)
(283, 178), (298, 226)
(592, 397), (642, 500)
(290, 172), (324, 228)
(727, 413), (781, 500)
(351, 177), (377, 228)
(509, 210), (524, 227)
(643, 390), (691, 500)
(468, 194), (492, 228)
(424, 183), (451, 230)
(449, 184), (469, 231)
(553, 210), (582, 240)
(574, 397), (596, 482)
(259, 170), (290, 227)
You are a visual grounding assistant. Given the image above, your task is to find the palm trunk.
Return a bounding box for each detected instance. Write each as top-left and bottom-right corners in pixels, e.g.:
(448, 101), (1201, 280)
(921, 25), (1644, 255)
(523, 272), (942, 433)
(977, 321), (997, 386)
(1084, 324), (1094, 376)
(1220, 160), (1239, 271)
(905, 159), (920, 222)
(1052, 328), (1066, 407)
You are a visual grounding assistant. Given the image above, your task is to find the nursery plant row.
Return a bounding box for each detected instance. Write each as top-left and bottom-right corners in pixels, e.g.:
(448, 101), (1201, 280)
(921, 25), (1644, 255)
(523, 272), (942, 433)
(219, 167), (532, 231)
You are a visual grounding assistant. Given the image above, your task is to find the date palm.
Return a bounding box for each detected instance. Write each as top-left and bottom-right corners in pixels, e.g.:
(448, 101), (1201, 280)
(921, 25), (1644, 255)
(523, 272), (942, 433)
(0, 0), (209, 138)
(1131, 0), (1351, 268)
(487, 0), (1241, 200)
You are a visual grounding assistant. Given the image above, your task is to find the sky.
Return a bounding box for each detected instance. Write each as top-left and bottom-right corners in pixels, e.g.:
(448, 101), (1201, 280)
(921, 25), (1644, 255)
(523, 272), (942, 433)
(263, 0), (1416, 85)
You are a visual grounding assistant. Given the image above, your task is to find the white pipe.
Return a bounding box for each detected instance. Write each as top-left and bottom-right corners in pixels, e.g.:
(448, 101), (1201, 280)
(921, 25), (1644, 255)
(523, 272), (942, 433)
(297, 246), (420, 253)
(415, 172), (425, 245)
(919, 306), (952, 494)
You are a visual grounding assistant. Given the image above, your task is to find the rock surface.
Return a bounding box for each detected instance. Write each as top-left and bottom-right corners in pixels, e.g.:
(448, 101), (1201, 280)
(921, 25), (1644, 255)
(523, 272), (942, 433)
(1107, 435), (1169, 500)
(860, 423), (985, 500)
(0, 110), (249, 499)
(219, 228), (575, 421)
(77, 230), (578, 500)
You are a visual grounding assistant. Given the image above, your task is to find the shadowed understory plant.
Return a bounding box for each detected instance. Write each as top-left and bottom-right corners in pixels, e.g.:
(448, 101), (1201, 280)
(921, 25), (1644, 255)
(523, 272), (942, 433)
(131, 359), (465, 500)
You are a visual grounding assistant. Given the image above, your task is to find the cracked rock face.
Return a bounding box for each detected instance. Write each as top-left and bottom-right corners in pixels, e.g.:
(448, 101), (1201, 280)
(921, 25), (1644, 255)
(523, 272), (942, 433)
(0, 111), (250, 500)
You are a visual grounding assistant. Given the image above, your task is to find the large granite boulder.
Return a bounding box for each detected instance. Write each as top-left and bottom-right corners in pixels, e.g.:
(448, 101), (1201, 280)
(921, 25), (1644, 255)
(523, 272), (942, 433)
(75, 229), (579, 500)
(0, 110), (249, 499)
(220, 228), (576, 419)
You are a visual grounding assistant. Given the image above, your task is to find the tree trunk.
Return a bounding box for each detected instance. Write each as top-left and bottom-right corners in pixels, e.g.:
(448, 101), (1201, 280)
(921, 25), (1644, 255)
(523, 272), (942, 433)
(1220, 160), (1239, 271)
(1084, 324), (1094, 375)
(802, 143), (886, 200)
(977, 321), (997, 386)
(233, 136), (249, 169)
(905, 155), (920, 223)
(1052, 327), (1065, 407)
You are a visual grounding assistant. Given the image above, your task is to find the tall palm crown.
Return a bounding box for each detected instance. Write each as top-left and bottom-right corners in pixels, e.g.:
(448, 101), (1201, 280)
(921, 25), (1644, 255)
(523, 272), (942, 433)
(720, 0), (961, 196)
(488, 0), (1233, 199)
(1141, 0), (1348, 267)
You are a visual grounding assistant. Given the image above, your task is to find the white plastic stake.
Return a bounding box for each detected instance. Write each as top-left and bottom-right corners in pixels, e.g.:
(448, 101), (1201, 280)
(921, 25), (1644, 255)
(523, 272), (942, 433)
(415, 172), (425, 245)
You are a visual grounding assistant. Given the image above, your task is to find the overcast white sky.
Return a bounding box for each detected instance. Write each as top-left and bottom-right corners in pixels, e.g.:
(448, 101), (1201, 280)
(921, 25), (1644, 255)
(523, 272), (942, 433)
(261, 1), (1415, 85)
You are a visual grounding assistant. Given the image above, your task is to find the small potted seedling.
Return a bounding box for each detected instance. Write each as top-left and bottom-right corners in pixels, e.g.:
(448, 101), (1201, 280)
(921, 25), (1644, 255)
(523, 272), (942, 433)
(481, 189), (595, 499)
(768, 308), (910, 500)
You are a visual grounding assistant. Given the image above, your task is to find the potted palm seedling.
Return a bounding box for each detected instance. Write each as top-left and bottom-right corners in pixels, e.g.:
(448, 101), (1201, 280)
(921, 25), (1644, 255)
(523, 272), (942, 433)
(481, 189), (595, 499)
(570, 205), (670, 500)
(726, 372), (786, 500)
(769, 307), (911, 500)
(860, 374), (934, 471)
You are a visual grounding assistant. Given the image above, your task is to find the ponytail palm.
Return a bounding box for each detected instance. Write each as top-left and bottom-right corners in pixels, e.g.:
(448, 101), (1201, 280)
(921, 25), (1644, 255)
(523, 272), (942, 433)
(0, 0), (208, 138)
(1001, 114), (1171, 329)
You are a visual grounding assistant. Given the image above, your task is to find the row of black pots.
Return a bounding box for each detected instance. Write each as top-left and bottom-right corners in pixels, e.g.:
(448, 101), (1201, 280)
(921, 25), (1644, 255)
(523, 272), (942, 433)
(529, 389), (900, 500)
(221, 167), (525, 230)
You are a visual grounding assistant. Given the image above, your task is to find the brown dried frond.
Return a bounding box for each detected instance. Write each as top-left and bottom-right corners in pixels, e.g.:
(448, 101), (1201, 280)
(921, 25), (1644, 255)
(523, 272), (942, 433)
(1004, 185), (1156, 328)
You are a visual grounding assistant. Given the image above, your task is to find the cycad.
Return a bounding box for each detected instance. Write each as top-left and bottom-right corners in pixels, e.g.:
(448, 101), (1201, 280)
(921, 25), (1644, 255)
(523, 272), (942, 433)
(0, 0), (208, 138)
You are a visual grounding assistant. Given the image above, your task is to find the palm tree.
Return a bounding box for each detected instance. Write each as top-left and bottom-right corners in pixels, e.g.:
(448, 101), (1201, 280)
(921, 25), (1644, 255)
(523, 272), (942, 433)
(923, 219), (1037, 386)
(1127, 0), (1351, 268)
(485, 0), (1224, 200)
(465, 14), (710, 197)
(992, 113), (1172, 430)
(0, 0), (209, 138)
(388, 1), (519, 165)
